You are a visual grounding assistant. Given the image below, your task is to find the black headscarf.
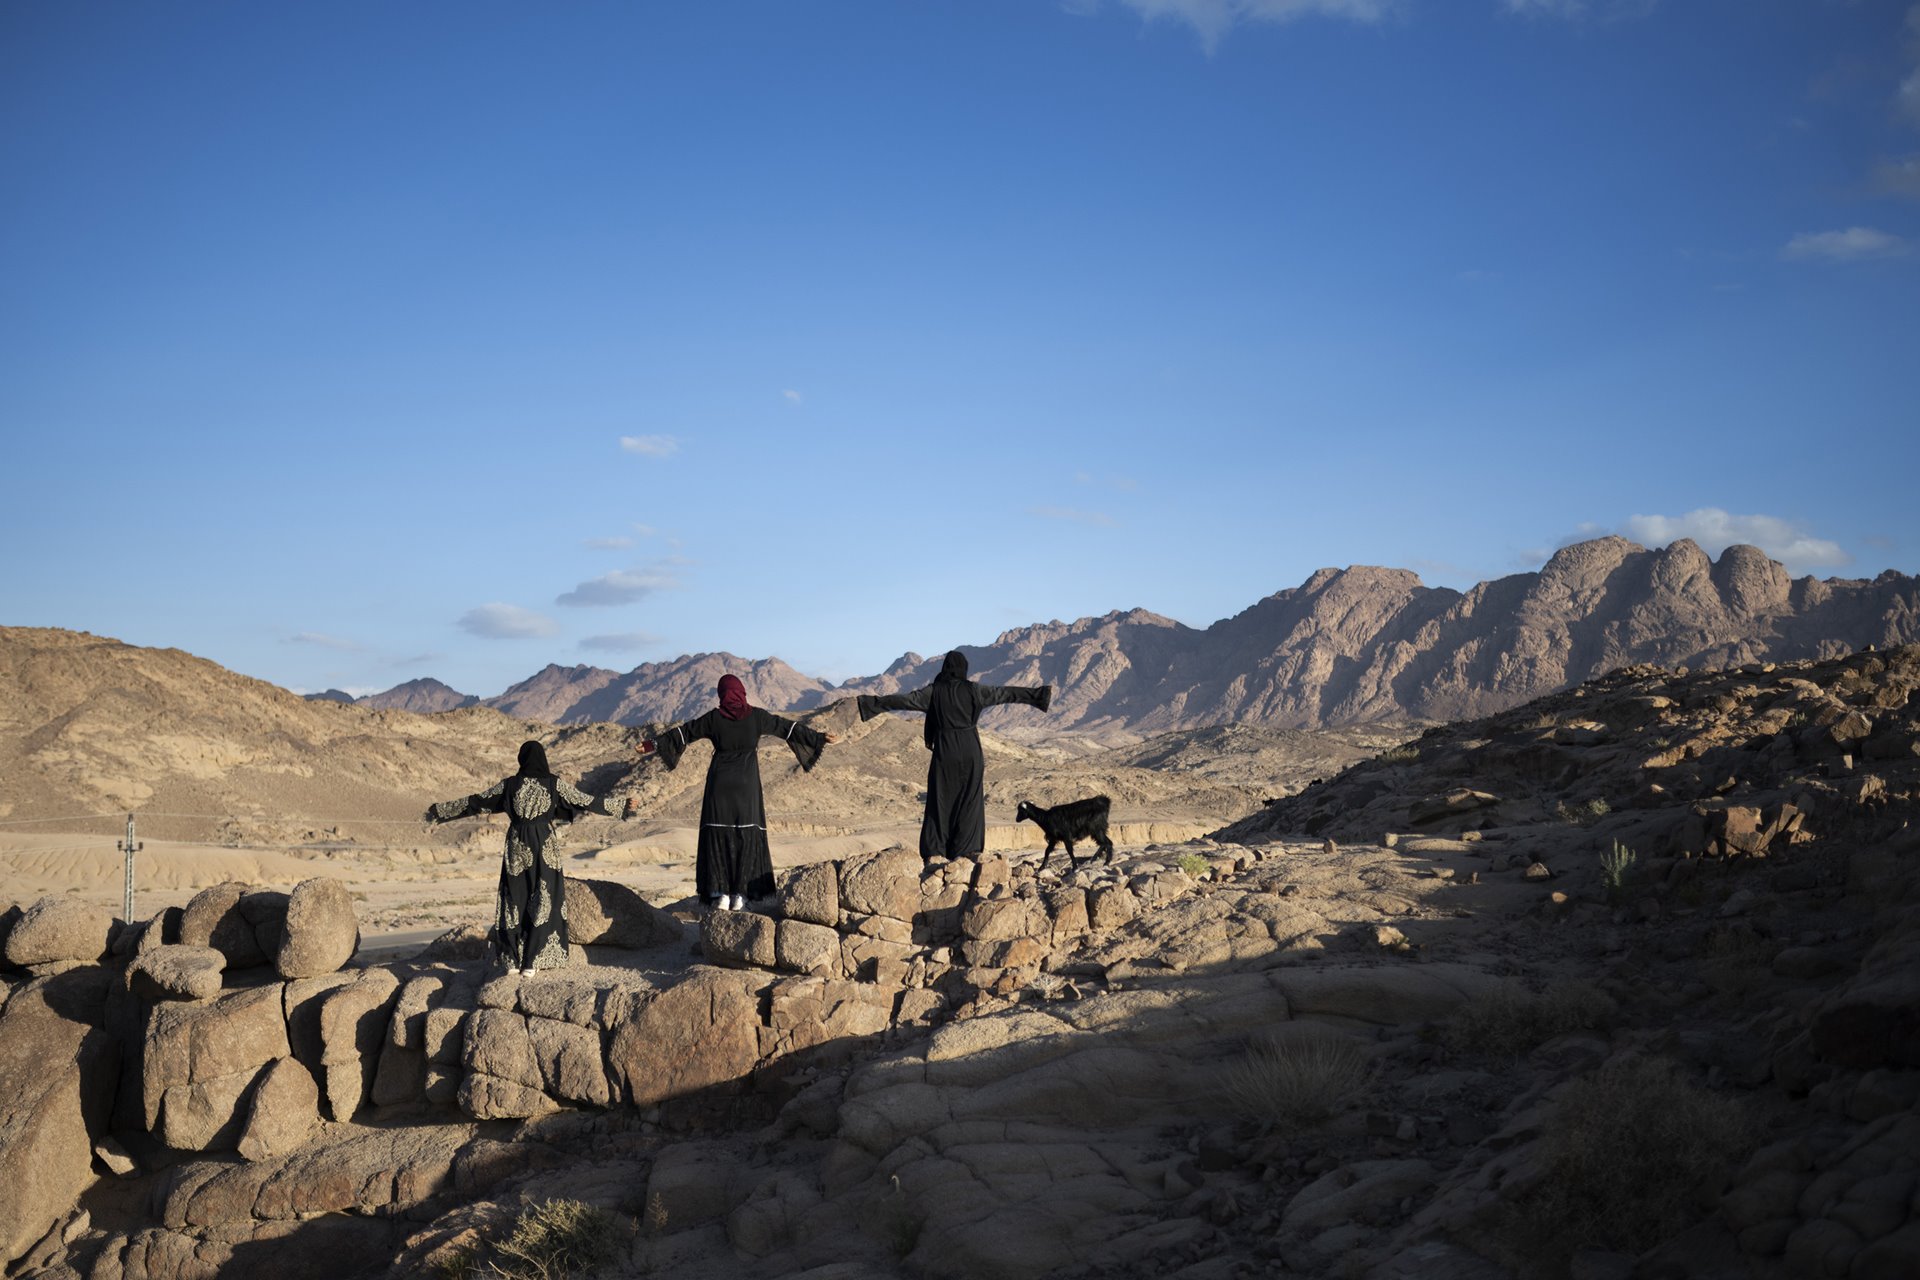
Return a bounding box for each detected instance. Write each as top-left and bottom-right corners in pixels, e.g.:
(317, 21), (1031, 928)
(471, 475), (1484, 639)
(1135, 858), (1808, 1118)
(516, 740), (551, 777)
(936, 650), (969, 683)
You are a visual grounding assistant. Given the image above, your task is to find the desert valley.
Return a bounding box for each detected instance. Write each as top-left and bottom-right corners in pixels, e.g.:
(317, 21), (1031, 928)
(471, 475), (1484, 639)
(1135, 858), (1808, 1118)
(5, 540), (1920, 1279)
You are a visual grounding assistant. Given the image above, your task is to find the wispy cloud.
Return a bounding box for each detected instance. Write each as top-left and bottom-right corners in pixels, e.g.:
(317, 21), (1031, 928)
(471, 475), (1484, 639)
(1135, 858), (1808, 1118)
(782, 389), (804, 404)
(1566, 508), (1851, 576)
(1030, 505), (1119, 527)
(619, 434), (679, 458)
(458, 603), (559, 639)
(579, 631), (661, 654)
(1781, 227), (1911, 262)
(555, 566), (680, 608)
(389, 653), (444, 670)
(1080, 0), (1400, 53)
(1902, 4), (1920, 128)
(285, 631), (361, 651)
(632, 523), (657, 538)
(1876, 154), (1920, 200)
(584, 535), (636, 550)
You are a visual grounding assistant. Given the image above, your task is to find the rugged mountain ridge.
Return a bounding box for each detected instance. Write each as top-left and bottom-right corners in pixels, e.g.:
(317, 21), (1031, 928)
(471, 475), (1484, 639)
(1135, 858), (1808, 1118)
(837, 537), (1919, 733)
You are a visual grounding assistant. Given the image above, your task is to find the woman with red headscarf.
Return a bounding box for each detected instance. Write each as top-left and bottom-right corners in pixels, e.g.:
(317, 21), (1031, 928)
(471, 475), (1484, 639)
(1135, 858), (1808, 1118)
(638, 675), (837, 911)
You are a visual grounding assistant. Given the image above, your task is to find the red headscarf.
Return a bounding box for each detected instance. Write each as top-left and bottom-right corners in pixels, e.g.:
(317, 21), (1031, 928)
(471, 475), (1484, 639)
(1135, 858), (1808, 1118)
(717, 674), (751, 721)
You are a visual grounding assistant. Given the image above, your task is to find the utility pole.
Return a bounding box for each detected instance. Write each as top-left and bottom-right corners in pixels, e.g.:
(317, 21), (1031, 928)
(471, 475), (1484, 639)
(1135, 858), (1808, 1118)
(118, 813), (142, 923)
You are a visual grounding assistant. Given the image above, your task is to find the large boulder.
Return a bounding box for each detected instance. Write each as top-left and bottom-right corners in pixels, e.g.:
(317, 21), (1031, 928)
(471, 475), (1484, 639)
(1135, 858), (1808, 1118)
(317, 968), (401, 1121)
(0, 969), (118, 1268)
(179, 883), (288, 969)
(127, 945), (226, 1001)
(840, 849), (923, 924)
(565, 877), (683, 948)
(275, 877), (359, 978)
(703, 911), (777, 969)
(3, 896), (112, 969)
(236, 1056), (321, 1162)
(608, 968), (767, 1107)
(142, 982), (289, 1151)
(777, 862), (841, 927)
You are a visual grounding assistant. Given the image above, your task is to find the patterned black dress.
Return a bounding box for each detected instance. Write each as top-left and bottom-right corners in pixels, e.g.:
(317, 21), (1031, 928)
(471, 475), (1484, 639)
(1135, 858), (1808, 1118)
(857, 650), (1051, 860)
(426, 743), (610, 972)
(652, 707), (828, 901)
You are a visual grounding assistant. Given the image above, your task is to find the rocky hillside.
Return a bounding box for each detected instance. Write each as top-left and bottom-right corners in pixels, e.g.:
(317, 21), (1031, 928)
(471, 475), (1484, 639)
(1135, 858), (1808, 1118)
(6, 644), (1920, 1279)
(370, 537), (1919, 735)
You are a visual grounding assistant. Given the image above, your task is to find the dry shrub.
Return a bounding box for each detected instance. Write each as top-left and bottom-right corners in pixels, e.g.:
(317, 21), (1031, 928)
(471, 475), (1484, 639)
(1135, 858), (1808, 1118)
(1221, 1034), (1369, 1128)
(484, 1200), (630, 1280)
(1489, 1056), (1753, 1267)
(1444, 983), (1615, 1058)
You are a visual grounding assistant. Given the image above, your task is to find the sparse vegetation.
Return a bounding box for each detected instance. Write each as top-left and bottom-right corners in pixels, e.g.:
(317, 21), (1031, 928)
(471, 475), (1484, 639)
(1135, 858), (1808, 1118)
(1377, 744), (1420, 764)
(1443, 983), (1616, 1059)
(476, 1199), (630, 1280)
(1221, 1034), (1370, 1128)
(1600, 841), (1636, 905)
(1484, 1057), (1754, 1268)
(879, 1176), (926, 1260)
(1553, 797), (1612, 826)
(1176, 851), (1211, 879)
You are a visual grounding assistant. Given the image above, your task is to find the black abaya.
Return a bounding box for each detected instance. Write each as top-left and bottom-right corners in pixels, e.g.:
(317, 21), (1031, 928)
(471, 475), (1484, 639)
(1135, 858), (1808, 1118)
(426, 744), (610, 971)
(856, 651), (1051, 860)
(653, 707), (828, 900)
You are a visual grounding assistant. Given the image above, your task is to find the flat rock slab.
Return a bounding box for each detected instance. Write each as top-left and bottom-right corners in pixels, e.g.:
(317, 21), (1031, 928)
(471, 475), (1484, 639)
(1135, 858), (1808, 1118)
(128, 945), (226, 1001)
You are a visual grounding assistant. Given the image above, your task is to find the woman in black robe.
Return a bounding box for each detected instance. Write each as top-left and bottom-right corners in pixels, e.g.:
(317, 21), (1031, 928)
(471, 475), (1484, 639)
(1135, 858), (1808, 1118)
(424, 740), (610, 974)
(639, 674), (836, 910)
(856, 650), (1052, 860)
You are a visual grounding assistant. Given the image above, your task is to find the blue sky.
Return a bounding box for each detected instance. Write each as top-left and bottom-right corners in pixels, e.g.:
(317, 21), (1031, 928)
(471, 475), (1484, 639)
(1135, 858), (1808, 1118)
(3, 0), (1916, 695)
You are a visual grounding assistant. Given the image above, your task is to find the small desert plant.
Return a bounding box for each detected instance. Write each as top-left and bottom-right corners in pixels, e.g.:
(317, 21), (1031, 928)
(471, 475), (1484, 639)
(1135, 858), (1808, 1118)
(878, 1176), (925, 1260)
(1221, 1034), (1370, 1128)
(430, 1246), (478, 1280)
(1444, 983), (1616, 1058)
(1553, 797), (1612, 826)
(1176, 852), (1211, 879)
(1486, 1057), (1754, 1266)
(1600, 841), (1636, 904)
(1377, 744), (1420, 764)
(485, 1199), (629, 1280)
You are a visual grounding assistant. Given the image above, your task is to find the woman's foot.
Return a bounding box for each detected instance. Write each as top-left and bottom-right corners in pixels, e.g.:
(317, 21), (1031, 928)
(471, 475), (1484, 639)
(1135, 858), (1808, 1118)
(729, 893), (746, 911)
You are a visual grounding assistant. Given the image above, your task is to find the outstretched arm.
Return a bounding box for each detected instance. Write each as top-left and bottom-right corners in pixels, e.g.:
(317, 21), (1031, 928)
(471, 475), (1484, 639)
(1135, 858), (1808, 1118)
(856, 687), (932, 721)
(424, 778), (508, 824)
(759, 710), (837, 772)
(640, 712), (717, 772)
(555, 779), (613, 819)
(977, 684), (1053, 712)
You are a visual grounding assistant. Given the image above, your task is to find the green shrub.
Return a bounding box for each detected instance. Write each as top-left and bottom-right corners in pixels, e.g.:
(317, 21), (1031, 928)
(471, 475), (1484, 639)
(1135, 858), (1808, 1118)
(1377, 744), (1420, 764)
(1221, 1034), (1369, 1128)
(1176, 852), (1211, 879)
(485, 1200), (629, 1280)
(1485, 1057), (1754, 1266)
(1600, 841), (1636, 905)
(1444, 983), (1616, 1058)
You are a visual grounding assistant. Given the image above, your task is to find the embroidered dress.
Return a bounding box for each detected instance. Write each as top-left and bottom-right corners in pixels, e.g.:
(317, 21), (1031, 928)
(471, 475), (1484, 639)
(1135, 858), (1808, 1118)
(652, 706), (828, 901)
(856, 650), (1051, 860)
(426, 744), (609, 971)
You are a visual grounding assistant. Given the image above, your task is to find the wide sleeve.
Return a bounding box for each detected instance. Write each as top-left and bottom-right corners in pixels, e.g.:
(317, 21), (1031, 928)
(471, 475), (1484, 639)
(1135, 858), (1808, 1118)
(856, 687), (932, 721)
(424, 778), (508, 824)
(652, 712), (716, 772)
(976, 684), (1053, 712)
(759, 710), (830, 773)
(555, 779), (613, 819)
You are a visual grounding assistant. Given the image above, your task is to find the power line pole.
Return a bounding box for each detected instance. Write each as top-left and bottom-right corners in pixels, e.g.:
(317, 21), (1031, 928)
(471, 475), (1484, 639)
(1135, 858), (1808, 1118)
(118, 813), (142, 923)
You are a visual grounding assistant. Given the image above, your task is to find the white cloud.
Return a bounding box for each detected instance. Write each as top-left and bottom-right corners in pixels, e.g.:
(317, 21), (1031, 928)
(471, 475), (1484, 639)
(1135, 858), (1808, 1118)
(782, 389), (804, 404)
(1614, 509), (1851, 575)
(631, 523), (657, 537)
(579, 631), (661, 654)
(1096, 0), (1400, 52)
(1781, 227), (1911, 262)
(1029, 505), (1119, 527)
(555, 567), (680, 608)
(584, 536), (636, 550)
(458, 603), (559, 639)
(285, 631), (361, 651)
(1073, 470), (1140, 492)
(619, 434), (679, 458)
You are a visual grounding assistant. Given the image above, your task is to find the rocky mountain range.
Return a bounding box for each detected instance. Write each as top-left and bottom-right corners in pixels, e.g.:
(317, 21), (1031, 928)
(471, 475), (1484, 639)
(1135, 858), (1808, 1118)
(345, 537), (1920, 735)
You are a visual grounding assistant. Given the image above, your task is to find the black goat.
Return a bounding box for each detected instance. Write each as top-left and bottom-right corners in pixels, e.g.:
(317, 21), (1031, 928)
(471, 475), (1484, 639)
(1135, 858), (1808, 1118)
(1015, 795), (1115, 862)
